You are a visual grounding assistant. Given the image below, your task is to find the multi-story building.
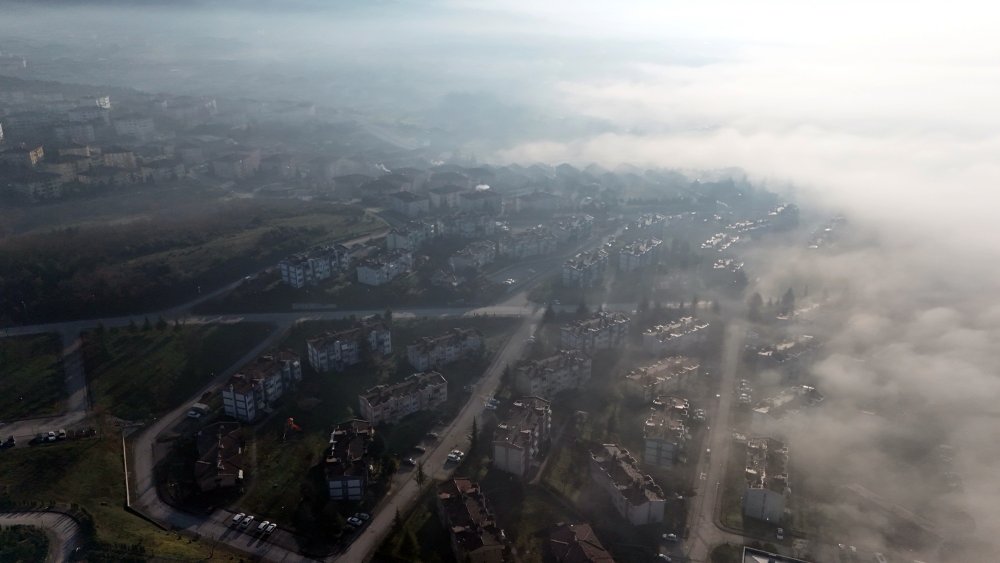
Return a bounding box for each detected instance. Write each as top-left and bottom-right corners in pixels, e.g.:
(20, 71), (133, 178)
(221, 351), (303, 423)
(641, 317), (710, 354)
(618, 238), (662, 272)
(388, 190), (431, 217)
(113, 114), (155, 141)
(643, 396), (690, 468)
(386, 224), (434, 251)
(325, 419), (375, 501)
(457, 189), (502, 213)
(549, 522), (616, 563)
(358, 371), (448, 426)
(356, 250), (413, 286)
(514, 191), (564, 214)
(0, 145), (44, 168)
(499, 227), (558, 259)
(562, 249), (608, 288)
(307, 321), (392, 372)
(279, 246), (349, 289)
(436, 212), (497, 238)
(623, 356), (700, 402)
(449, 240), (496, 272)
(552, 214), (595, 243)
(589, 444), (666, 526)
(514, 350), (592, 399)
(428, 184), (465, 209)
(436, 478), (508, 563)
(750, 386), (824, 435)
(407, 328), (483, 371)
(194, 422), (245, 492)
(560, 312), (631, 352)
(492, 397), (551, 478)
(102, 147), (137, 169)
(742, 437), (789, 523)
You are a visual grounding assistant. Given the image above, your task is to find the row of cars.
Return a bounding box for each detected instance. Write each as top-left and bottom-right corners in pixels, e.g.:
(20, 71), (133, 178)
(231, 513), (277, 536)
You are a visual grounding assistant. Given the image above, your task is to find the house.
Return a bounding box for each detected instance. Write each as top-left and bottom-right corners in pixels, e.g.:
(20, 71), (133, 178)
(407, 328), (483, 371)
(388, 190), (431, 217)
(618, 238), (662, 272)
(642, 317), (710, 354)
(429, 184), (465, 209)
(498, 227), (558, 259)
(449, 240), (497, 272)
(589, 444), (666, 526)
(514, 350), (592, 399)
(325, 419), (375, 501)
(307, 321), (392, 372)
(742, 437), (789, 523)
(549, 522), (616, 563)
(560, 312), (631, 352)
(436, 478), (508, 563)
(358, 371), (448, 426)
(644, 395), (691, 468)
(562, 250), (608, 288)
(623, 356), (700, 402)
(492, 397), (551, 478)
(194, 422), (245, 492)
(356, 250), (413, 286)
(221, 351), (303, 422)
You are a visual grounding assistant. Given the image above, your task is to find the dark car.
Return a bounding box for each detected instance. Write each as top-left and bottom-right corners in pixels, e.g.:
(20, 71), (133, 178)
(0, 436), (15, 449)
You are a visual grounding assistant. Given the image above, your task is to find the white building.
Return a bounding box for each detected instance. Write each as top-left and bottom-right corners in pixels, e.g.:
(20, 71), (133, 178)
(562, 249), (608, 288)
(221, 351), (303, 423)
(644, 396), (691, 469)
(742, 437), (789, 523)
(358, 371), (448, 426)
(618, 238), (662, 272)
(560, 312), (631, 352)
(642, 317), (710, 354)
(624, 356), (700, 402)
(386, 224), (433, 251)
(406, 328), (483, 371)
(514, 350), (592, 399)
(499, 227), (558, 259)
(552, 214), (594, 243)
(307, 322), (392, 372)
(279, 246), (348, 289)
(356, 250), (413, 286)
(492, 397), (551, 478)
(448, 240), (496, 272)
(589, 444), (666, 526)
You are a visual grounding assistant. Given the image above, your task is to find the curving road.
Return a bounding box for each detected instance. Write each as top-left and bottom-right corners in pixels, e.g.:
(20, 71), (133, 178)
(0, 511), (83, 563)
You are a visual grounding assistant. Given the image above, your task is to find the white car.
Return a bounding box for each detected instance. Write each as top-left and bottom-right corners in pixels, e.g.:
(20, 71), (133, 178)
(347, 517), (364, 527)
(354, 512), (370, 521)
(232, 512), (246, 526)
(265, 522), (277, 535)
(257, 520), (270, 534)
(663, 533), (679, 542)
(776, 527), (784, 540)
(240, 515), (254, 528)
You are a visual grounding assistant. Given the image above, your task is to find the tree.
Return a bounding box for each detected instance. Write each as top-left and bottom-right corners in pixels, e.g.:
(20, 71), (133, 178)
(470, 418), (479, 453)
(781, 287), (795, 315)
(393, 508), (403, 532)
(691, 294), (700, 314)
(384, 307), (393, 323)
(128, 319), (138, 332)
(416, 462), (426, 486)
(748, 292), (763, 322)
(142, 316), (151, 331)
(542, 304), (556, 324)
(155, 316), (167, 330)
(576, 299), (590, 317)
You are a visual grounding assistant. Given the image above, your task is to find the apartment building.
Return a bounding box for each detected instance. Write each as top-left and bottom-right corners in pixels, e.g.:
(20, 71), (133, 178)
(406, 328), (483, 371)
(306, 321), (392, 372)
(358, 372), (448, 426)
(499, 227), (558, 259)
(386, 224), (434, 251)
(552, 214), (595, 243)
(457, 189), (502, 213)
(325, 419), (375, 501)
(643, 396), (691, 469)
(623, 356), (700, 402)
(388, 190), (431, 217)
(436, 212), (497, 238)
(742, 437), (790, 523)
(112, 114), (155, 141)
(221, 351), (303, 423)
(560, 312), (631, 352)
(279, 245), (349, 288)
(514, 350), (592, 399)
(492, 397), (552, 478)
(589, 444), (666, 526)
(641, 317), (710, 354)
(429, 184), (465, 209)
(618, 238), (662, 272)
(751, 385), (824, 435)
(562, 249), (608, 288)
(449, 240), (497, 272)
(436, 478), (508, 563)
(356, 250), (413, 286)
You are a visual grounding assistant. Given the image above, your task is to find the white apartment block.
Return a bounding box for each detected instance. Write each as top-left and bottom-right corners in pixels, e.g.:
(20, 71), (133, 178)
(499, 227), (558, 259)
(386, 225), (433, 251)
(624, 356), (701, 403)
(448, 240), (496, 272)
(279, 246), (348, 289)
(358, 372), (448, 426)
(307, 322), (392, 372)
(642, 317), (710, 354)
(644, 395), (690, 469)
(589, 444), (666, 526)
(514, 350), (592, 399)
(560, 312), (631, 352)
(406, 328), (483, 371)
(492, 397), (551, 478)
(742, 437), (789, 523)
(562, 249), (608, 288)
(618, 238), (662, 272)
(221, 351), (303, 423)
(356, 251), (413, 286)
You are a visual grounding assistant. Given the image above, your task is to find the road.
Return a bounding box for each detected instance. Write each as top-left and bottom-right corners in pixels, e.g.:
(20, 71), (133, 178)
(0, 511), (83, 562)
(684, 321), (746, 562)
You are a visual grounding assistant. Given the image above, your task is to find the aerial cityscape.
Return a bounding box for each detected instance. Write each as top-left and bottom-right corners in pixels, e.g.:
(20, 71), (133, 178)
(0, 1), (997, 563)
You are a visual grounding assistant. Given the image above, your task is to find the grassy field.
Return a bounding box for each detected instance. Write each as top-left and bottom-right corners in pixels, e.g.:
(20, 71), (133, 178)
(0, 334), (66, 420)
(0, 525), (49, 562)
(375, 486), (454, 563)
(0, 425), (233, 561)
(82, 323), (273, 421)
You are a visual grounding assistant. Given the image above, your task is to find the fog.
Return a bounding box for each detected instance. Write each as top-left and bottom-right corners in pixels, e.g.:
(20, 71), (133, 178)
(3, 0), (1000, 559)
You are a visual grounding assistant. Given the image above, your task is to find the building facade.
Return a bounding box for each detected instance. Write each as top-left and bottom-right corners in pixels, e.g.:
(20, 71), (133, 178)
(589, 444), (666, 526)
(406, 328), (483, 371)
(325, 419), (375, 501)
(358, 371), (448, 426)
(560, 312), (631, 352)
(307, 321), (392, 372)
(436, 478), (508, 563)
(221, 351), (303, 423)
(514, 350), (592, 399)
(492, 397), (552, 478)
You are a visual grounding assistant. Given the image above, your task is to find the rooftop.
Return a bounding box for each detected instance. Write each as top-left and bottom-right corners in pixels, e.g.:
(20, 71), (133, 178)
(437, 478), (506, 560)
(409, 328), (481, 353)
(361, 371), (447, 408)
(194, 422), (244, 487)
(325, 418), (375, 480)
(516, 350), (591, 379)
(591, 444), (665, 505)
(549, 522), (616, 563)
(644, 396), (690, 442)
(494, 397), (550, 451)
(643, 317), (710, 343)
(563, 312), (631, 334)
(745, 437), (789, 493)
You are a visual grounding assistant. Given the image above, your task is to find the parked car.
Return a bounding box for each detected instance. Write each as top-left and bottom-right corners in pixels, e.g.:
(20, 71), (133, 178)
(404, 457), (417, 466)
(776, 527), (784, 540)
(0, 436), (15, 449)
(232, 512), (246, 526)
(240, 515), (254, 528)
(426, 432), (440, 440)
(354, 513), (370, 521)
(56, 429), (67, 440)
(257, 520), (270, 534)
(347, 517), (363, 527)
(413, 445), (426, 453)
(663, 533), (679, 542)
(46, 431), (57, 442)
(265, 522), (277, 535)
